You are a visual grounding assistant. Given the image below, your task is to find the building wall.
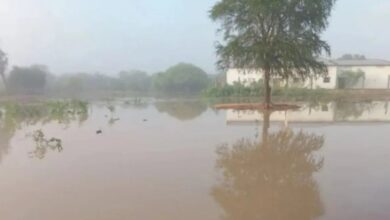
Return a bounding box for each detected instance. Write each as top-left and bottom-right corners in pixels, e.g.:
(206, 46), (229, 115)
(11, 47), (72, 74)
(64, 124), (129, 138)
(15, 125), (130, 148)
(338, 66), (390, 89)
(227, 67), (338, 89)
(304, 66), (337, 89)
(227, 65), (390, 89)
(226, 69), (263, 86)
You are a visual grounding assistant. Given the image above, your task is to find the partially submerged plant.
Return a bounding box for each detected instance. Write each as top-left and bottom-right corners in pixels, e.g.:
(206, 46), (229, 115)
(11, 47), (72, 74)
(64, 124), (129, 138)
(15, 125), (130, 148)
(0, 100), (89, 130)
(29, 129), (63, 159)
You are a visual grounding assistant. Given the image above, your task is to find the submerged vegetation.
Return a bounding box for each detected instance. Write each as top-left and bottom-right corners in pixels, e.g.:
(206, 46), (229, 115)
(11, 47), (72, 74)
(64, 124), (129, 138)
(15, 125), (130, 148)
(0, 59), (212, 97)
(0, 100), (89, 161)
(1, 100), (89, 129)
(29, 129), (63, 159)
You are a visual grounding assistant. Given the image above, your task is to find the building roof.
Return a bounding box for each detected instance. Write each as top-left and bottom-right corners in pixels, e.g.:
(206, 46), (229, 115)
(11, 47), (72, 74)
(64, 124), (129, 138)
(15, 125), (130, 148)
(323, 59), (390, 67)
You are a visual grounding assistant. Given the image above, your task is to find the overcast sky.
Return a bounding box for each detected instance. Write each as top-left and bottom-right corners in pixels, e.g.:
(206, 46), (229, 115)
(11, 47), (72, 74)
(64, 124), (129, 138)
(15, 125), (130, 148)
(1, 0), (390, 75)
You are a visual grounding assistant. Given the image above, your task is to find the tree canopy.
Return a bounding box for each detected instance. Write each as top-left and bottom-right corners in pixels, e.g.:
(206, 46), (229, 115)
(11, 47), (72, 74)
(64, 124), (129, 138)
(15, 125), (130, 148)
(0, 49), (8, 89)
(210, 0), (336, 106)
(8, 65), (49, 94)
(152, 63), (210, 94)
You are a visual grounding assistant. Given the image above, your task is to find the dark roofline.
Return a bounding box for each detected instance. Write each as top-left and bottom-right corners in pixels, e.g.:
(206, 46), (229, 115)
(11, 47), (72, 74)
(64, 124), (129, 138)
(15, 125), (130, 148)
(322, 59), (390, 67)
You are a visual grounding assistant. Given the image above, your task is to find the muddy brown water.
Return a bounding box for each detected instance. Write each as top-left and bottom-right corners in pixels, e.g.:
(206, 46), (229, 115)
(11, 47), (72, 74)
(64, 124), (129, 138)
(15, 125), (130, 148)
(0, 100), (390, 220)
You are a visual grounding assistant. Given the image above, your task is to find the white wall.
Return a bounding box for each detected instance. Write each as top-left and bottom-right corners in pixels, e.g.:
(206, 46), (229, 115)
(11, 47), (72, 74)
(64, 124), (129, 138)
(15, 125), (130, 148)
(339, 66), (390, 89)
(227, 67), (338, 89)
(312, 66), (338, 89)
(227, 65), (390, 89)
(226, 69), (263, 86)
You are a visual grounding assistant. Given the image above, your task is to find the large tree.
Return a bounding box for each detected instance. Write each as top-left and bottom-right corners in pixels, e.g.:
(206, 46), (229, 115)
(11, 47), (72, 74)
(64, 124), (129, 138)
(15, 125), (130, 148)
(0, 49), (8, 89)
(210, 0), (336, 108)
(152, 63), (210, 94)
(8, 65), (48, 94)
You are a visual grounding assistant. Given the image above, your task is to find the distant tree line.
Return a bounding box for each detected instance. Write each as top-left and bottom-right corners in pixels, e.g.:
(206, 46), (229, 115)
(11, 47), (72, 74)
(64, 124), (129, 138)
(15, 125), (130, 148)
(0, 50), (212, 97)
(51, 63), (210, 96)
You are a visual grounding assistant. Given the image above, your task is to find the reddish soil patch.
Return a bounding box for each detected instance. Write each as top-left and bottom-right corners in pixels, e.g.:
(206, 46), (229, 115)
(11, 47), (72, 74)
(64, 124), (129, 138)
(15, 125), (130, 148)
(214, 103), (300, 111)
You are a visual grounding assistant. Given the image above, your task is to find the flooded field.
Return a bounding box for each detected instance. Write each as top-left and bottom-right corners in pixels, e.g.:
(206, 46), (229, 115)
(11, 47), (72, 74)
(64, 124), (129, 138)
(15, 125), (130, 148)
(0, 99), (390, 220)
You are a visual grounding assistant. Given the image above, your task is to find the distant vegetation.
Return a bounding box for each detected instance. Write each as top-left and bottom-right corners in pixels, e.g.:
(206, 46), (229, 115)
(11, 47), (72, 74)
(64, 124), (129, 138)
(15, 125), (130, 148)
(0, 50), (8, 89)
(0, 50), (212, 97)
(152, 63), (210, 95)
(8, 65), (48, 94)
(119, 70), (151, 94)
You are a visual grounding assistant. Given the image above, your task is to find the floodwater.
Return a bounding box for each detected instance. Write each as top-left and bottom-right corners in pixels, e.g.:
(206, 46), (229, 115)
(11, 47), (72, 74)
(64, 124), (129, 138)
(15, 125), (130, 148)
(0, 99), (390, 220)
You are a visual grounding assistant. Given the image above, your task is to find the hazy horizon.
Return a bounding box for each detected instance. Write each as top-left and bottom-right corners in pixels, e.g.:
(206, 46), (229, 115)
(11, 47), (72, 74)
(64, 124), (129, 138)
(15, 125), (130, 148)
(1, 0), (390, 75)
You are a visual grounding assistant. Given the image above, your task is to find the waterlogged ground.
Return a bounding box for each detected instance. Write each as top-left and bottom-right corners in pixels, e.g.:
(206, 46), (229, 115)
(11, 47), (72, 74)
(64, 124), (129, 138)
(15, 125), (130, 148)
(0, 99), (390, 220)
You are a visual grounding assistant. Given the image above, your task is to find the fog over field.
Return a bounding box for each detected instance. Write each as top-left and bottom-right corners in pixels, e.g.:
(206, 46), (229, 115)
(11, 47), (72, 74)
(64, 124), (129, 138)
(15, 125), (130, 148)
(1, 0), (390, 75)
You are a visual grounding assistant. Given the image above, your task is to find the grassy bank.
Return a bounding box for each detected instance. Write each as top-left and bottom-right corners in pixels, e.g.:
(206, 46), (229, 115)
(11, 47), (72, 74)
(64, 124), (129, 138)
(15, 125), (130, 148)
(202, 83), (390, 102)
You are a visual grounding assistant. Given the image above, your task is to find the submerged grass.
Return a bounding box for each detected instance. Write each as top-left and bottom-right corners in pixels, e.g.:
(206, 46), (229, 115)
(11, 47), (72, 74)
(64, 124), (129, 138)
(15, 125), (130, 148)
(0, 99), (89, 130)
(202, 83), (390, 104)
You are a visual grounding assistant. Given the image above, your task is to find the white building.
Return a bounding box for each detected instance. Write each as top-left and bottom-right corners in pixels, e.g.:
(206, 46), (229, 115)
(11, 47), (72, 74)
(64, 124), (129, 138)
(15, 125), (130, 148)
(226, 59), (390, 89)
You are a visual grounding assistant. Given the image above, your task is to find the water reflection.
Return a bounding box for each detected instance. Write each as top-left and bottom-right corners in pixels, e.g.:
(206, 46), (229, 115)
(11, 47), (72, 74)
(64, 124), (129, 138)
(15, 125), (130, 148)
(0, 122), (13, 162)
(213, 111), (325, 220)
(0, 100), (88, 161)
(121, 98), (150, 109)
(154, 101), (207, 121)
(226, 101), (390, 124)
(334, 101), (375, 121)
(105, 103), (120, 126)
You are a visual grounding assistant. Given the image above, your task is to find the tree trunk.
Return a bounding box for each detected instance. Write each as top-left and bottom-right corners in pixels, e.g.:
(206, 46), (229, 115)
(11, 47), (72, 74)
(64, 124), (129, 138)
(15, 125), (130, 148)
(263, 68), (272, 109)
(285, 76), (289, 89)
(262, 110), (271, 144)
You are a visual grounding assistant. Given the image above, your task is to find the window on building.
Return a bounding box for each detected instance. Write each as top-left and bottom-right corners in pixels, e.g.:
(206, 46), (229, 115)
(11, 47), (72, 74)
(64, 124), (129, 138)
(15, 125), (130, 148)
(323, 76), (331, 83)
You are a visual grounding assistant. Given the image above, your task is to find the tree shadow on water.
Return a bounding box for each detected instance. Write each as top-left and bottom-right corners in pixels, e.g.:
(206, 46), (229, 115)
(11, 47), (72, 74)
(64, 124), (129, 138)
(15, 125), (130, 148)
(154, 101), (207, 121)
(212, 111), (325, 220)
